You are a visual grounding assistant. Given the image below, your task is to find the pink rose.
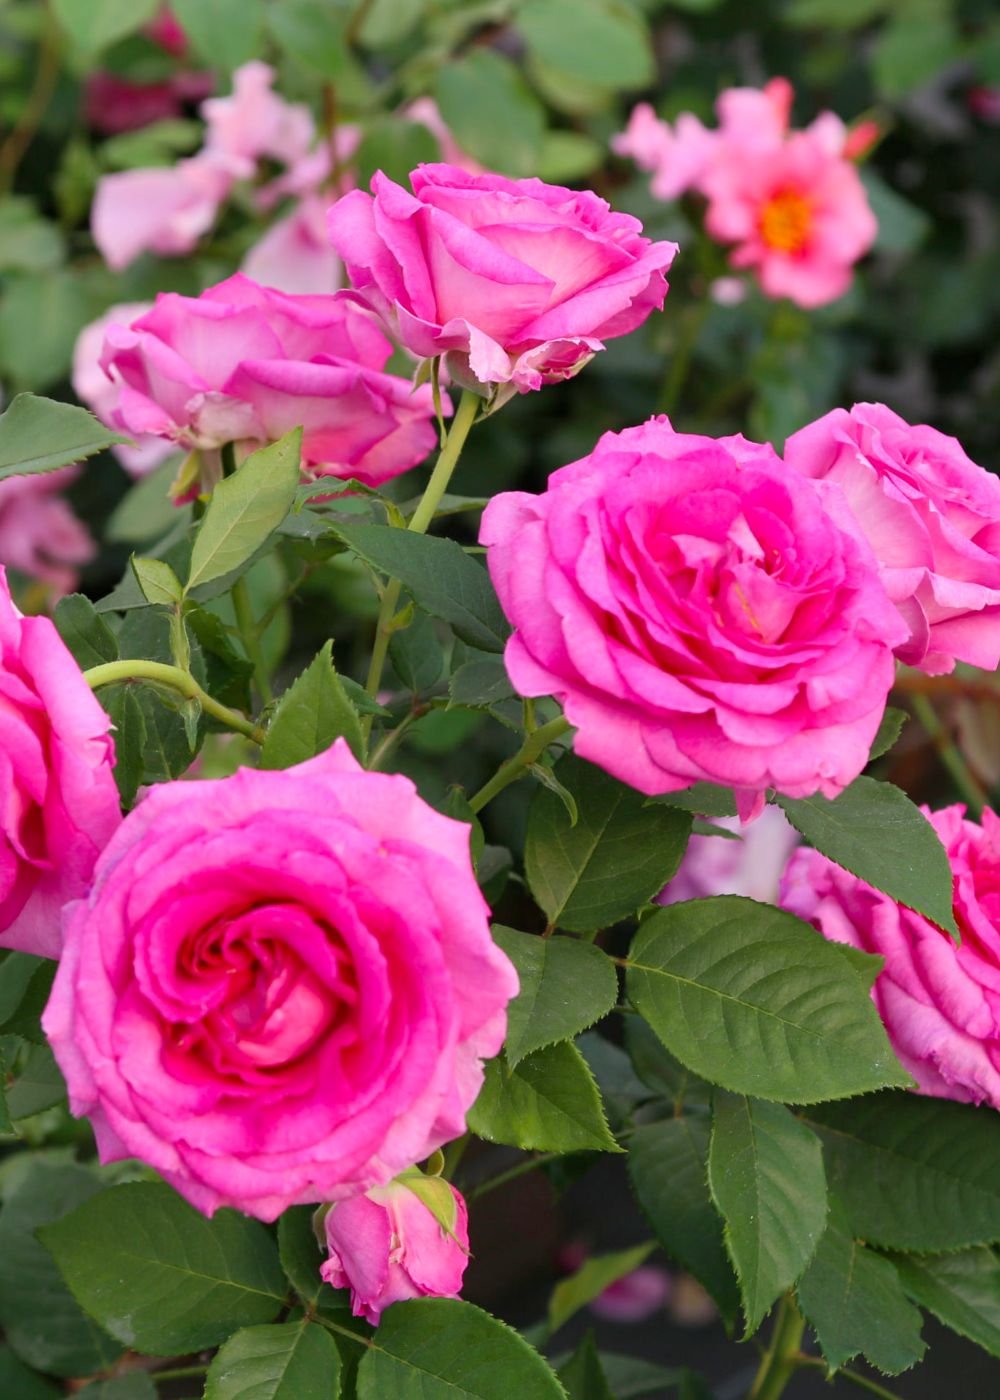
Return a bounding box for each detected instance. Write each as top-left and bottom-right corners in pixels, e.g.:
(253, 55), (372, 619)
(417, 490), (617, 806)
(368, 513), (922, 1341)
(481, 417), (906, 821)
(781, 804), (1000, 1110)
(0, 567), (120, 958)
(73, 305), (176, 478)
(786, 403), (1000, 675)
(327, 163), (678, 392)
(201, 61), (314, 174)
(99, 274), (441, 487)
(700, 125), (877, 308)
(321, 1178), (470, 1324)
(243, 195), (342, 295)
(42, 741), (518, 1220)
(659, 806), (798, 906)
(91, 154), (234, 271)
(0, 470), (94, 594)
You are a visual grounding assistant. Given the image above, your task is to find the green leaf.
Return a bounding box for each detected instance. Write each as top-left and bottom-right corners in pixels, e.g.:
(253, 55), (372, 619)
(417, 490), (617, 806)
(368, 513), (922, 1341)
(0, 394), (127, 481)
(6, 1044), (66, 1119)
(76, 1377), (157, 1400)
(277, 1206), (353, 1321)
(389, 611), (445, 693)
(538, 132), (604, 183)
(0, 955), (55, 1044)
(261, 641), (364, 767)
(356, 0), (423, 46)
(861, 173), (930, 257)
(171, 0), (266, 69)
(449, 657), (515, 709)
(0, 1164), (121, 1377)
(868, 705), (909, 762)
(557, 1332), (614, 1400)
(627, 1116), (740, 1326)
(655, 783), (737, 818)
(806, 1093), (1000, 1251)
(101, 685), (147, 808)
(53, 594), (119, 670)
(40, 1182), (286, 1354)
(0, 199), (65, 274)
(0, 274), (90, 391)
(186, 430), (302, 595)
(266, 0), (350, 76)
(871, 1), (963, 98)
(434, 49), (546, 177)
(332, 523), (510, 653)
(204, 1321), (342, 1400)
(356, 119), (440, 189)
(0, 1347), (59, 1400)
(598, 1353), (685, 1399)
(624, 1016), (711, 1106)
(468, 1043), (620, 1154)
(777, 777), (957, 937)
(0, 1051), (10, 1136)
(785, 0), (891, 25)
(708, 1094), (827, 1334)
(517, 0), (653, 90)
(797, 1197), (925, 1375)
(525, 756), (691, 933)
(51, 0), (159, 55)
(891, 1247), (1000, 1358)
(356, 1298), (566, 1400)
(107, 459), (184, 543)
(131, 556), (183, 606)
(627, 897), (911, 1103)
(549, 1243), (654, 1335)
(492, 927), (618, 1066)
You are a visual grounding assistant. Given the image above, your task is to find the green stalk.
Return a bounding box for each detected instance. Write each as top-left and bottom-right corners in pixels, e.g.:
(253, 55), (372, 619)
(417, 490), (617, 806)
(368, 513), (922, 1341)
(908, 691), (985, 817)
(361, 388), (480, 743)
(232, 575), (273, 707)
(84, 660), (265, 745)
(748, 1295), (806, 1400)
(468, 716), (572, 814)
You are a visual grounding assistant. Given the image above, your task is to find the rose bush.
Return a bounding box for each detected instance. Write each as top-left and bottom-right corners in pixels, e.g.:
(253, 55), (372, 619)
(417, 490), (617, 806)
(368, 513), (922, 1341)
(481, 416), (906, 819)
(327, 163), (678, 391)
(0, 568), (119, 958)
(43, 740), (518, 1220)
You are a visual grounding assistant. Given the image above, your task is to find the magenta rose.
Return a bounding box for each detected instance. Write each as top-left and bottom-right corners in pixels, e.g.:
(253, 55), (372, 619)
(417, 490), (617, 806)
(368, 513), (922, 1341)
(43, 741), (518, 1221)
(0, 567), (120, 958)
(481, 417), (906, 820)
(327, 163), (678, 392)
(781, 805), (1000, 1109)
(786, 403), (1000, 674)
(321, 1177), (469, 1324)
(98, 273), (441, 487)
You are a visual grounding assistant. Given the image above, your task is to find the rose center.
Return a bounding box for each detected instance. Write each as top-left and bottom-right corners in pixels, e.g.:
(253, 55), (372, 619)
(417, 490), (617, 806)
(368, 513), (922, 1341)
(758, 190), (813, 255)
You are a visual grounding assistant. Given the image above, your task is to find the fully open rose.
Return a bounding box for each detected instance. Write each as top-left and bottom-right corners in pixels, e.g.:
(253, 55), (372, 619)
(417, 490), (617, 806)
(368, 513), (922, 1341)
(782, 805), (1000, 1108)
(481, 417), (906, 819)
(98, 274), (440, 487)
(43, 741), (517, 1221)
(0, 568), (120, 958)
(786, 403), (1000, 674)
(321, 1178), (470, 1324)
(327, 162), (678, 391)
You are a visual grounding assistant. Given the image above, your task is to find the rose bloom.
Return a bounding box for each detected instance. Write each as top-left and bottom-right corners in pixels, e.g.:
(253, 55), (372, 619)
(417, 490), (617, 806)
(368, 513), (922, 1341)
(73, 304), (176, 478)
(328, 162), (677, 392)
(321, 1178), (469, 1324)
(786, 403), (1000, 675)
(0, 470), (95, 594)
(43, 741), (518, 1220)
(99, 274), (441, 487)
(91, 153), (234, 272)
(481, 417), (905, 821)
(0, 567), (120, 958)
(700, 124), (876, 308)
(782, 804), (1000, 1109)
(659, 806), (798, 906)
(243, 195), (342, 295)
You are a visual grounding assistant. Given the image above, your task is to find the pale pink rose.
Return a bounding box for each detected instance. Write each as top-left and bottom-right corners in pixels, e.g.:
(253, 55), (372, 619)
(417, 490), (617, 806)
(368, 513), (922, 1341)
(0, 471), (94, 595)
(786, 404), (1000, 675)
(781, 804), (1000, 1109)
(612, 104), (715, 201)
(91, 153), (234, 270)
(481, 417), (906, 821)
(73, 305), (176, 478)
(43, 740), (518, 1220)
(99, 274), (441, 487)
(201, 61), (314, 174)
(591, 1265), (671, 1323)
(328, 163), (678, 392)
(243, 195), (343, 294)
(659, 807), (798, 905)
(700, 125), (877, 308)
(0, 567), (120, 958)
(321, 1178), (469, 1324)
(405, 97), (483, 174)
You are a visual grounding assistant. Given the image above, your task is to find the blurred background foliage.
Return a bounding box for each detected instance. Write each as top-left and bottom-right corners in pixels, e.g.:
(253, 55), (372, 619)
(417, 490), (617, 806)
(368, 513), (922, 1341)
(1, 4), (1000, 1391)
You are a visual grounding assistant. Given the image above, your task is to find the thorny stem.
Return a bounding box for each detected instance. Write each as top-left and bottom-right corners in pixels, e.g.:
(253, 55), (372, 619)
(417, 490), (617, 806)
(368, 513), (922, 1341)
(84, 660), (266, 745)
(361, 389), (481, 745)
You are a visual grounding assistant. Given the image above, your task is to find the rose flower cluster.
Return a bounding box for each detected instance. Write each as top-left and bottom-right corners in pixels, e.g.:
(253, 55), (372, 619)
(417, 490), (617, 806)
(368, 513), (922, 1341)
(8, 141), (1000, 1332)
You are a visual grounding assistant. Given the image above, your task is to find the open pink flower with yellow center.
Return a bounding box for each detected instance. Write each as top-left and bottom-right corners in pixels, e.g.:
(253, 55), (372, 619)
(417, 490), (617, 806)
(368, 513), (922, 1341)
(701, 126), (876, 308)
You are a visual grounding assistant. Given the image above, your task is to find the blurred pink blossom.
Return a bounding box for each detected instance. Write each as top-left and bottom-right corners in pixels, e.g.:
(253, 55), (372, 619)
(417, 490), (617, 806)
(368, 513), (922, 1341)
(243, 194), (342, 294)
(84, 70), (214, 136)
(0, 471), (94, 595)
(72, 304), (176, 477)
(590, 1266), (671, 1322)
(659, 807), (798, 906)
